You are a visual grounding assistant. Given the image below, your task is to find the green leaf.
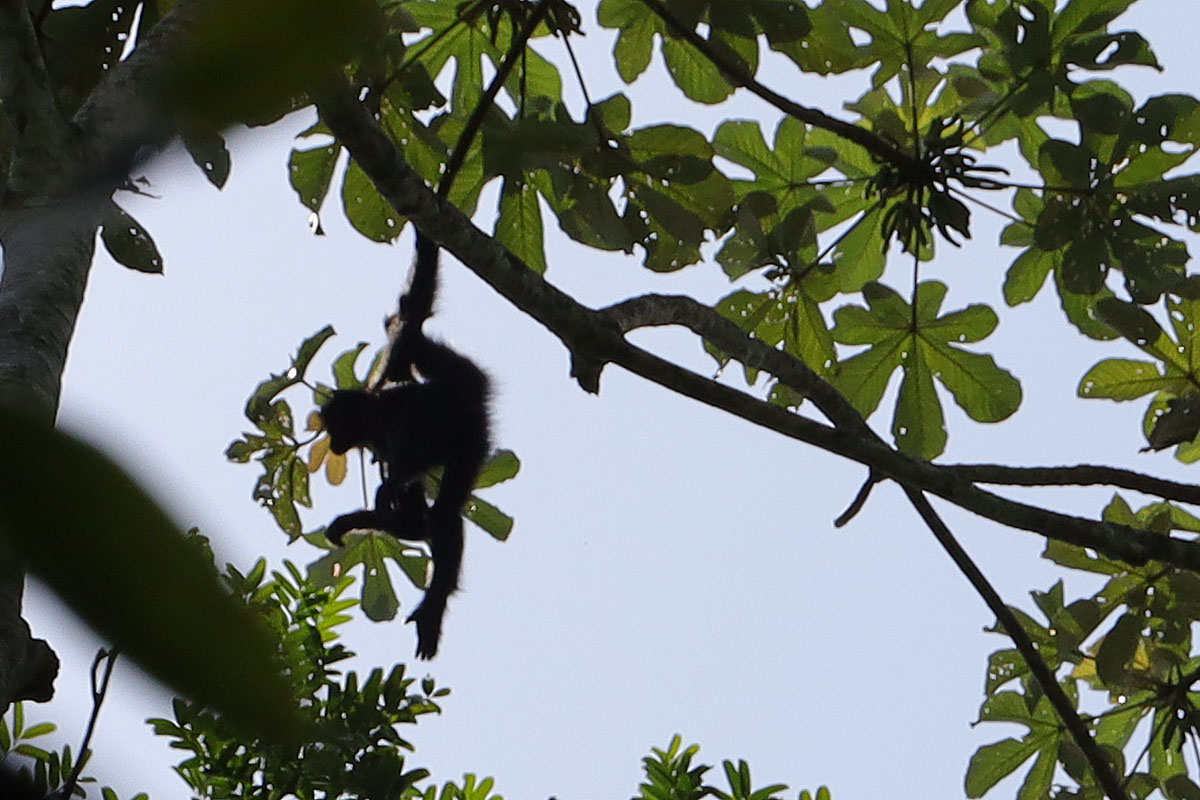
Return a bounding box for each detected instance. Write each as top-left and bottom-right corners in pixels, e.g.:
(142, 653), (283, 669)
(496, 178), (547, 274)
(921, 342), (1022, 423)
(310, 535), (414, 621)
(1015, 750), (1055, 800)
(20, 723), (56, 739)
(1078, 359), (1179, 401)
(1039, 140), (1093, 189)
(289, 141), (339, 214)
(894, 347), (946, 459)
(0, 411), (301, 743)
(342, 159), (403, 242)
(475, 449), (520, 488)
(1093, 297), (1167, 348)
(1095, 612), (1140, 685)
(332, 342), (370, 389)
(831, 334), (902, 417)
(466, 496), (513, 542)
(662, 36), (735, 105)
(965, 738), (1041, 797)
(599, 0), (657, 83)
(1061, 236), (1109, 294)
(1163, 775), (1200, 800)
(627, 124), (715, 184)
(1003, 248), (1054, 306)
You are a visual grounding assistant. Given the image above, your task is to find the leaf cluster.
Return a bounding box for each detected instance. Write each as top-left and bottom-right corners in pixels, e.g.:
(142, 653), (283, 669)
(274, 0), (1199, 460)
(970, 496), (1200, 798)
(631, 735), (819, 800)
(149, 560), (448, 800)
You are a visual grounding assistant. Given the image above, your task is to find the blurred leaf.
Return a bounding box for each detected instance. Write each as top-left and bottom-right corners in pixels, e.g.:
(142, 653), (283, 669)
(168, 0), (383, 126)
(0, 411), (301, 743)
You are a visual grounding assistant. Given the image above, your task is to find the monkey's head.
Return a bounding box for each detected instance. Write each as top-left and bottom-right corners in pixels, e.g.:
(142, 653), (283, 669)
(320, 390), (379, 455)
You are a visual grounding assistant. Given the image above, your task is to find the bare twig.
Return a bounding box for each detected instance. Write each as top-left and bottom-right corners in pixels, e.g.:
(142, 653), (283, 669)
(834, 472), (880, 528)
(61, 648), (118, 799)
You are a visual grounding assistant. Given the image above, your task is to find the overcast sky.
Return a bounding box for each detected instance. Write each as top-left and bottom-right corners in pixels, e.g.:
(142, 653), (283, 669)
(22, 2), (1200, 799)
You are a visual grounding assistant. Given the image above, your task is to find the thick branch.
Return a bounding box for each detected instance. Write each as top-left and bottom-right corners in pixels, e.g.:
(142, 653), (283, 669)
(72, 0), (207, 184)
(316, 80), (1200, 574)
(0, 0), (70, 193)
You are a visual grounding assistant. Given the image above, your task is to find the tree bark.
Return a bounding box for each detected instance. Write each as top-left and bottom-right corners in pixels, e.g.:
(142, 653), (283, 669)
(0, 0), (206, 713)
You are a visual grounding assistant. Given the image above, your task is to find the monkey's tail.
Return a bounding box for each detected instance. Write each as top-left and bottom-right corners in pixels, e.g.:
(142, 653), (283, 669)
(406, 511), (463, 659)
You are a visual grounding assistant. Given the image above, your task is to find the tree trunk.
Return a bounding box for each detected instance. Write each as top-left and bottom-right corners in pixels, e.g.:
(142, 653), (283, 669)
(0, 0), (205, 713)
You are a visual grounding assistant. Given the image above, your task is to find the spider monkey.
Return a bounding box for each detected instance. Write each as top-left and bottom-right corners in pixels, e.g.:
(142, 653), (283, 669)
(320, 232), (490, 659)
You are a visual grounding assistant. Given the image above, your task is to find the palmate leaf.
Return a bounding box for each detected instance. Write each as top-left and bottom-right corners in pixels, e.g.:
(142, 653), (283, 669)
(966, 691), (1064, 799)
(810, 0), (981, 88)
(598, 0), (808, 90)
(309, 533), (421, 622)
(712, 118), (883, 289)
(832, 281), (1021, 458)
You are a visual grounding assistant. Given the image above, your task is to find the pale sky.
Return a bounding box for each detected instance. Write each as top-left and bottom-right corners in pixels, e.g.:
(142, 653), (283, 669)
(23, 2), (1200, 798)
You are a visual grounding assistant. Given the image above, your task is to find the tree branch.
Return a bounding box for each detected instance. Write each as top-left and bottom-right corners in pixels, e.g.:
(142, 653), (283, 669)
(601, 293), (871, 435)
(947, 463), (1200, 506)
(315, 80), (1200, 575)
(0, 0), (71, 194)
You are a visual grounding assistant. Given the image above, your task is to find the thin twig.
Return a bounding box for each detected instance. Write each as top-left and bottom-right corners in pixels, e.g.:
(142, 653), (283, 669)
(903, 490), (1129, 800)
(61, 648), (118, 799)
(834, 472), (879, 527)
(439, 1), (551, 199)
(637, 0), (912, 169)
